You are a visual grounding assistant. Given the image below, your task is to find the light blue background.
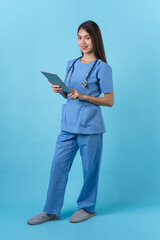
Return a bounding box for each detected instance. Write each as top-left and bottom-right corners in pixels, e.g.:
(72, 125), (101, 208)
(0, 0), (160, 239)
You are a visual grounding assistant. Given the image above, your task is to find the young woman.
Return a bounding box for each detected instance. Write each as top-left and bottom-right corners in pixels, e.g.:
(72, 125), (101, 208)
(27, 20), (114, 225)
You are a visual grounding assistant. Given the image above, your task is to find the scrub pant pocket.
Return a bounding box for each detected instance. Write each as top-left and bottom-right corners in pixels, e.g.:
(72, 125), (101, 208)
(43, 131), (103, 215)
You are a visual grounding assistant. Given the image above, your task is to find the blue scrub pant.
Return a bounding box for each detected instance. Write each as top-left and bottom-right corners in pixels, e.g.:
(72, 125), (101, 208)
(43, 130), (103, 215)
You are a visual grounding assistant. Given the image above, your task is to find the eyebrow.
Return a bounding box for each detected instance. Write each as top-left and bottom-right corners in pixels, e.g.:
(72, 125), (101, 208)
(78, 34), (90, 37)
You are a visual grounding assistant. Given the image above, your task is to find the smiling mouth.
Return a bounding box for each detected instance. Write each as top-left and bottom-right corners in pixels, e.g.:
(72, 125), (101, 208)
(81, 46), (88, 49)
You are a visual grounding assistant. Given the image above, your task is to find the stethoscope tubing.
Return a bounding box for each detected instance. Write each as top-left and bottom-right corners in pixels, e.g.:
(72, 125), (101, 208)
(65, 56), (99, 88)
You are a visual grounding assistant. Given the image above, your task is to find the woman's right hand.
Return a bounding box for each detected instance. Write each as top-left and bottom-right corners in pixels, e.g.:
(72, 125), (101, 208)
(52, 84), (63, 93)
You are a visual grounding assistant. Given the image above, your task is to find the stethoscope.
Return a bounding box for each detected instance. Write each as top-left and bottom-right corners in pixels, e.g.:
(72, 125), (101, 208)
(64, 56), (99, 88)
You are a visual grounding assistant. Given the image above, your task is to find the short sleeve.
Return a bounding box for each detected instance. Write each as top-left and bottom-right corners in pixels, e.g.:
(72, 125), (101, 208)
(65, 59), (76, 75)
(64, 60), (74, 84)
(65, 60), (71, 75)
(97, 62), (114, 93)
(65, 59), (77, 85)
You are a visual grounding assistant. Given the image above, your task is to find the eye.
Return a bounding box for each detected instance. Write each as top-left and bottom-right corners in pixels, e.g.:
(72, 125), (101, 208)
(78, 36), (81, 40)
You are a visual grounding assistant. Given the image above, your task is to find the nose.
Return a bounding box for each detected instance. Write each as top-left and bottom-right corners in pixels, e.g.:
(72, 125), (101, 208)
(81, 37), (86, 45)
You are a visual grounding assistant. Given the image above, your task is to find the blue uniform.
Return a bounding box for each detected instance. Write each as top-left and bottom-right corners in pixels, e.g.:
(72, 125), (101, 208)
(61, 58), (113, 134)
(43, 58), (113, 215)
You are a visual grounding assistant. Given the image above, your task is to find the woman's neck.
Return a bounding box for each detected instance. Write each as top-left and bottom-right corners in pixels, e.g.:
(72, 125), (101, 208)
(81, 53), (97, 62)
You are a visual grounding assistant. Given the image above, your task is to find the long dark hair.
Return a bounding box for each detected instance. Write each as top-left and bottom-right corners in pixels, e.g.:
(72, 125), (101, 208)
(77, 20), (107, 63)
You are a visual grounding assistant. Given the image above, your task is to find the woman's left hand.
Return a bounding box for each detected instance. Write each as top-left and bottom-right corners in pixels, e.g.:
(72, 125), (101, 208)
(68, 88), (86, 100)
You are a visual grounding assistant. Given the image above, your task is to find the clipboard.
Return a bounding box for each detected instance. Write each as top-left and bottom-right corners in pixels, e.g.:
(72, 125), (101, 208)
(41, 71), (72, 94)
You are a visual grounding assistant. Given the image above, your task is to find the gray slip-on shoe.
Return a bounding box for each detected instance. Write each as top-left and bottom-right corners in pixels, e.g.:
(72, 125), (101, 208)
(27, 211), (60, 225)
(69, 209), (97, 223)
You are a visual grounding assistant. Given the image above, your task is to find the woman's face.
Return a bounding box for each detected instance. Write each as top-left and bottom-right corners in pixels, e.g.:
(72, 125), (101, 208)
(78, 28), (94, 54)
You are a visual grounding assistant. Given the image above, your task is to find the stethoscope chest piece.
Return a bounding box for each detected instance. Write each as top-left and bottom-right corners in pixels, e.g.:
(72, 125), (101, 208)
(82, 79), (88, 88)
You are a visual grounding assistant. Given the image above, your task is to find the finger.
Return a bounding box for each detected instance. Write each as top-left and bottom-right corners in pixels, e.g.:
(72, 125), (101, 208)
(69, 94), (74, 98)
(52, 86), (62, 90)
(71, 94), (77, 99)
(69, 88), (75, 92)
(72, 93), (77, 97)
(52, 88), (62, 92)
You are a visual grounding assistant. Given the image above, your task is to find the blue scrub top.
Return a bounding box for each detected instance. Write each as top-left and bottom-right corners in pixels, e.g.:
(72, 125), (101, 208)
(61, 58), (114, 134)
